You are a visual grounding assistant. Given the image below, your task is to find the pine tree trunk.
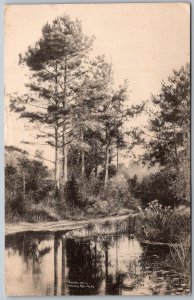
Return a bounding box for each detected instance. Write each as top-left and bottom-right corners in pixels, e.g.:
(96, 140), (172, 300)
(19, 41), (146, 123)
(61, 128), (67, 183)
(104, 126), (109, 187)
(54, 125), (60, 190)
(81, 127), (85, 176)
(64, 132), (68, 183)
(54, 62), (60, 192)
(182, 121), (190, 202)
(54, 62), (59, 192)
(117, 144), (119, 172)
(104, 145), (109, 187)
(62, 56), (68, 186)
(62, 131), (65, 179)
(173, 123), (180, 200)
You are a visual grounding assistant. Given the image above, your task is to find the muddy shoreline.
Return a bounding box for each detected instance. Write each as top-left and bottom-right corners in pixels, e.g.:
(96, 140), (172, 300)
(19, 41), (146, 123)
(5, 213), (134, 235)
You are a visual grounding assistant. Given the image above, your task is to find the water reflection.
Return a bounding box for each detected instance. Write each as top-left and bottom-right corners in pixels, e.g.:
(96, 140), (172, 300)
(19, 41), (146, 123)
(54, 233), (60, 295)
(5, 229), (190, 296)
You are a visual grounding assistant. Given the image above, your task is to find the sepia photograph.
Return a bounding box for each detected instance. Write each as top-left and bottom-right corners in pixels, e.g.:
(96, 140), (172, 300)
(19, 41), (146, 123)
(4, 3), (191, 296)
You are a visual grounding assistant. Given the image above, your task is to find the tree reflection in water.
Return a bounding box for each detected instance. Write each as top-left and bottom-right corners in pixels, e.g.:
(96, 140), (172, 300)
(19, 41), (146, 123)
(6, 232), (52, 268)
(65, 237), (103, 295)
(61, 236), (66, 295)
(5, 229), (190, 296)
(53, 232), (60, 295)
(100, 235), (116, 294)
(5, 232), (53, 295)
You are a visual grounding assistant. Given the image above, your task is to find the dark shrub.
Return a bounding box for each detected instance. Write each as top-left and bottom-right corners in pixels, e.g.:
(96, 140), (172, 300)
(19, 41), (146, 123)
(64, 174), (84, 209)
(132, 169), (179, 207)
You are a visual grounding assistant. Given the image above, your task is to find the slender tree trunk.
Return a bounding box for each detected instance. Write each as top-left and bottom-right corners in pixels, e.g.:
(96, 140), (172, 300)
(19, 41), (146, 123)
(62, 130), (68, 182)
(104, 125), (110, 187)
(182, 120), (190, 202)
(54, 62), (60, 192)
(173, 123), (180, 200)
(64, 135), (68, 183)
(104, 145), (109, 187)
(61, 125), (67, 201)
(54, 125), (60, 190)
(117, 143), (119, 172)
(81, 127), (85, 176)
(62, 56), (68, 186)
(62, 131), (65, 179)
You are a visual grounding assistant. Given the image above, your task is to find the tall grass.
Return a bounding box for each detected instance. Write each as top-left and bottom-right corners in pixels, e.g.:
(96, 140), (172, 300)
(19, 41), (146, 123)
(167, 235), (191, 274)
(5, 197), (59, 223)
(139, 200), (190, 243)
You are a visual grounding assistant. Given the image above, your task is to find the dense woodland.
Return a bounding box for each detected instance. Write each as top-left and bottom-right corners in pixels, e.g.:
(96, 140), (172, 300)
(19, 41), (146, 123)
(5, 15), (190, 224)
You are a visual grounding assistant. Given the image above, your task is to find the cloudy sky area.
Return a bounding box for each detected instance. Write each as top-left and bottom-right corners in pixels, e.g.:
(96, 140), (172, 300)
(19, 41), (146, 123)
(4, 3), (190, 166)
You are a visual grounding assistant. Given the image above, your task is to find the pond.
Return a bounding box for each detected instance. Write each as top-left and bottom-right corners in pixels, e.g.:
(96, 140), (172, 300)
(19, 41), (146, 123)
(5, 222), (190, 296)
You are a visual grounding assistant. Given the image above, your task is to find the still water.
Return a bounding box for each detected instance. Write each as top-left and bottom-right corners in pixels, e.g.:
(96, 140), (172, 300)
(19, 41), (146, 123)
(5, 224), (190, 296)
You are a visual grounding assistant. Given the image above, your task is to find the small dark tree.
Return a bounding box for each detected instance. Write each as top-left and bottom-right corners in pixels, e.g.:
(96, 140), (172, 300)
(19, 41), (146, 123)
(128, 174), (138, 196)
(64, 174), (82, 209)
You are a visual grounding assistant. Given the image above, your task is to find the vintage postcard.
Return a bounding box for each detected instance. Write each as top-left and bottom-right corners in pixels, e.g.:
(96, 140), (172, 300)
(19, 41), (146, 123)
(4, 3), (191, 296)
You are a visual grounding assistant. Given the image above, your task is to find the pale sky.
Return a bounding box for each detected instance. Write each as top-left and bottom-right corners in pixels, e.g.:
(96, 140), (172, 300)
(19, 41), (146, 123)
(4, 3), (190, 165)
